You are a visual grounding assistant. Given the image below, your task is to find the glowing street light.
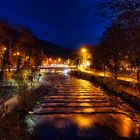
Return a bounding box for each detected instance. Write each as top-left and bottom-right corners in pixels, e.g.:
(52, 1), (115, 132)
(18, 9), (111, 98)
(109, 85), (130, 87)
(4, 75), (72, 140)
(58, 58), (61, 62)
(16, 52), (20, 56)
(13, 52), (20, 56)
(49, 58), (52, 61)
(86, 61), (90, 66)
(81, 48), (87, 53)
(79, 47), (91, 69)
(3, 47), (7, 51)
(67, 59), (70, 65)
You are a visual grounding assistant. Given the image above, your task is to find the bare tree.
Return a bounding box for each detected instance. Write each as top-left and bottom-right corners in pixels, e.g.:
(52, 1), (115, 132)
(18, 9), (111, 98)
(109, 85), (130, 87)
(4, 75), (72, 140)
(100, 22), (125, 79)
(98, 0), (140, 88)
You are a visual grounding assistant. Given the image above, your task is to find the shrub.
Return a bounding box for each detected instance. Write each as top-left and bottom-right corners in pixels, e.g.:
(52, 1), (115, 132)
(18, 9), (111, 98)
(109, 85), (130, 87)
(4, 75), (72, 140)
(0, 86), (43, 140)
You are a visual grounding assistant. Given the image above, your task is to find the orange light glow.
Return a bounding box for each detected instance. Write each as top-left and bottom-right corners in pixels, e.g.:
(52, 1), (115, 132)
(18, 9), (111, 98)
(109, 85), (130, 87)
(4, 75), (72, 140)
(58, 58), (61, 62)
(80, 103), (92, 107)
(17, 52), (20, 56)
(81, 48), (87, 53)
(49, 58), (52, 61)
(75, 115), (93, 128)
(83, 108), (95, 113)
(3, 47), (7, 51)
(86, 61), (90, 66)
(118, 117), (132, 137)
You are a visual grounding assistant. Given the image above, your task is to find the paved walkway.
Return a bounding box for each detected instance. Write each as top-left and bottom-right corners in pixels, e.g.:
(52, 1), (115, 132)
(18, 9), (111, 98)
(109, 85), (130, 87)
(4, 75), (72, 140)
(80, 69), (137, 83)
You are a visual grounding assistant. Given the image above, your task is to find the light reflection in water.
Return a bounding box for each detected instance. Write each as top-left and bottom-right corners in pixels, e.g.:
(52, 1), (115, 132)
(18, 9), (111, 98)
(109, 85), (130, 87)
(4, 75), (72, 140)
(118, 117), (133, 137)
(27, 114), (140, 138)
(80, 103), (93, 107)
(77, 91), (95, 113)
(133, 123), (140, 136)
(74, 115), (94, 129)
(83, 108), (95, 113)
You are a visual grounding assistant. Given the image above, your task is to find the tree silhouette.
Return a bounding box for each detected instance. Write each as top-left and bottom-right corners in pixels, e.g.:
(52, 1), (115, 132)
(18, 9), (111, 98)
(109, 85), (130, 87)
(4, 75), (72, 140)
(98, 0), (140, 88)
(15, 26), (35, 71)
(0, 19), (13, 75)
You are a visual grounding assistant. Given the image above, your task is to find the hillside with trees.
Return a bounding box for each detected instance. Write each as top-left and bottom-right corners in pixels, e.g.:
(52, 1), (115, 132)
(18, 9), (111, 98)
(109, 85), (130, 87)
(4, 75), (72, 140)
(0, 19), (72, 79)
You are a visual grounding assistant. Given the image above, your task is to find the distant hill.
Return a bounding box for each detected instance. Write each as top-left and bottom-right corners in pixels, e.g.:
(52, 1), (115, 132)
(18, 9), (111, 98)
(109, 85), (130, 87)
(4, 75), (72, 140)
(11, 28), (73, 58)
(36, 39), (73, 58)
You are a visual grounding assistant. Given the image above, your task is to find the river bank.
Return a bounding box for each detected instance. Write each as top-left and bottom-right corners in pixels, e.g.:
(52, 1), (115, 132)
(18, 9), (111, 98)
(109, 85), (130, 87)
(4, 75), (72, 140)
(0, 84), (47, 140)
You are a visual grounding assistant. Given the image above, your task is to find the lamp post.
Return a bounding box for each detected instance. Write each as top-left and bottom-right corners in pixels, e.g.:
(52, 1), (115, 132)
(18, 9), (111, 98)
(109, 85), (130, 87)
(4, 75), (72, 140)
(3, 47), (7, 51)
(81, 48), (87, 68)
(81, 48), (87, 53)
(58, 58), (61, 62)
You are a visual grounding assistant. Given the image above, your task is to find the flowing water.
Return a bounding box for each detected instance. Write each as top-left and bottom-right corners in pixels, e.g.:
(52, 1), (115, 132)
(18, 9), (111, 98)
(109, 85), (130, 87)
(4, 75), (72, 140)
(26, 71), (140, 139)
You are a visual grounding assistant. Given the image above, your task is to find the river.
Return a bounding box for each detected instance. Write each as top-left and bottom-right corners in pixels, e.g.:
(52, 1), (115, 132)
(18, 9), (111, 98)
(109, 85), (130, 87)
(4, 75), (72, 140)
(26, 71), (140, 139)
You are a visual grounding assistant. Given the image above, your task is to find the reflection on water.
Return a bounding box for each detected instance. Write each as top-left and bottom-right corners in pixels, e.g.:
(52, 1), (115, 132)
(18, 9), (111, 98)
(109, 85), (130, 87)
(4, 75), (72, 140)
(26, 71), (140, 139)
(79, 103), (93, 107)
(82, 108), (95, 113)
(119, 117), (132, 137)
(74, 115), (94, 129)
(27, 114), (140, 139)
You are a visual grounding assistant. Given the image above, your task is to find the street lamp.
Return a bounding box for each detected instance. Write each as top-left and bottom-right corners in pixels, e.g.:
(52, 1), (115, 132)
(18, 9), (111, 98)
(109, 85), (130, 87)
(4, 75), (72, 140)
(80, 48), (88, 69)
(13, 51), (20, 56)
(3, 47), (7, 51)
(16, 52), (20, 56)
(58, 58), (61, 62)
(81, 48), (87, 53)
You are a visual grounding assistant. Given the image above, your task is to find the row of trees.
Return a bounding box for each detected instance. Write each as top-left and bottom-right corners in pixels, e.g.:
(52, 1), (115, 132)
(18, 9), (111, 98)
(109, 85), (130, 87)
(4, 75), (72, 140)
(0, 19), (43, 78)
(93, 0), (140, 84)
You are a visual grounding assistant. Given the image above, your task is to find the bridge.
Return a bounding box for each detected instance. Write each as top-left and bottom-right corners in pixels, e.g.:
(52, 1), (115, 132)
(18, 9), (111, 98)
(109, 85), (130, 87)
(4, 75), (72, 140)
(0, 66), (76, 73)
(39, 65), (76, 70)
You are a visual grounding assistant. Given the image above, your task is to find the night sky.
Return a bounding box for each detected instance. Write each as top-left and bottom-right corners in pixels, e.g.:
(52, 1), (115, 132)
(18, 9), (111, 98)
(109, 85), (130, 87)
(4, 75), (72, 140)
(0, 0), (106, 49)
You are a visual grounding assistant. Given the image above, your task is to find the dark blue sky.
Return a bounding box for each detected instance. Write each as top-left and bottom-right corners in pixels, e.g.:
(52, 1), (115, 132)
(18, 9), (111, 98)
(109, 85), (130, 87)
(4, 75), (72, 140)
(0, 0), (106, 48)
